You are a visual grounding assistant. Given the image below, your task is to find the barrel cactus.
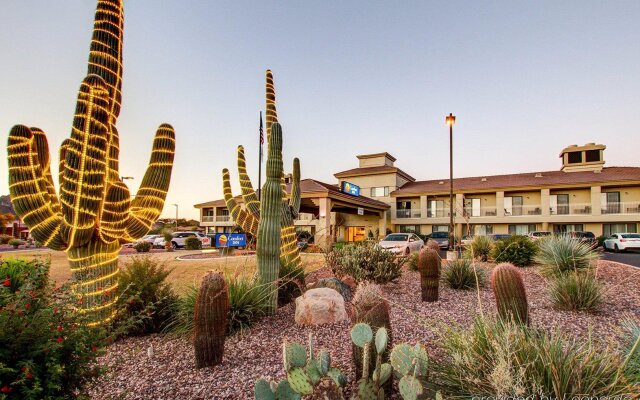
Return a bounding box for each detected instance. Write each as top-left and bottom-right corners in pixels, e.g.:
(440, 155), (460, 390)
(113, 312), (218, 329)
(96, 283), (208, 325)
(254, 334), (346, 399)
(350, 323), (392, 400)
(194, 272), (229, 368)
(390, 343), (429, 400)
(351, 283), (392, 385)
(417, 248), (440, 302)
(491, 263), (529, 325)
(222, 70), (301, 270)
(6, 0), (175, 325)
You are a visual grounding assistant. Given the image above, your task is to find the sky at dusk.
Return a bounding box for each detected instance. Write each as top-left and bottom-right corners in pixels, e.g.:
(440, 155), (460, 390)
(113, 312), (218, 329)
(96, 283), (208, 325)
(1, 1), (639, 219)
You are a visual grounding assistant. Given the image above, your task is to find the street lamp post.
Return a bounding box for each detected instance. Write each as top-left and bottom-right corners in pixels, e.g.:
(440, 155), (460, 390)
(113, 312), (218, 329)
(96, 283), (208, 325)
(446, 113), (456, 252)
(172, 204), (178, 229)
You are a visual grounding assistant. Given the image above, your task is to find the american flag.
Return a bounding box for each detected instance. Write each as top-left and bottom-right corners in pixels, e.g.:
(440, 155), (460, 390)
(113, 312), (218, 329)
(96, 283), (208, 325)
(259, 111), (264, 145)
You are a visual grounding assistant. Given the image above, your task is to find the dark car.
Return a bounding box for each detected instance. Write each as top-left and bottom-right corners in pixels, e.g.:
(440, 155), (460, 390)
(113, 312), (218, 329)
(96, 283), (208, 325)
(488, 234), (511, 241)
(427, 231), (450, 249)
(566, 231), (598, 249)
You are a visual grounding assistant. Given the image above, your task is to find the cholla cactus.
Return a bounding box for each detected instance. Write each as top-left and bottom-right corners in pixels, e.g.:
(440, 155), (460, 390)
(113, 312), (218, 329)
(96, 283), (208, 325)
(254, 334), (346, 399)
(417, 248), (440, 302)
(223, 70), (301, 269)
(491, 263), (529, 325)
(194, 272), (229, 368)
(390, 343), (429, 400)
(350, 323), (392, 400)
(6, 0), (175, 325)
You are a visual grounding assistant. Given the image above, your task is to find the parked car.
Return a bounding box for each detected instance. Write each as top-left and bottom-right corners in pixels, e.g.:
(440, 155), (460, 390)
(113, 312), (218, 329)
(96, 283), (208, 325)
(528, 231), (551, 241)
(155, 232), (210, 250)
(126, 234), (161, 249)
(565, 231), (598, 249)
(460, 235), (475, 247)
(378, 233), (424, 255)
(427, 231), (450, 249)
(603, 233), (640, 252)
(488, 234), (511, 242)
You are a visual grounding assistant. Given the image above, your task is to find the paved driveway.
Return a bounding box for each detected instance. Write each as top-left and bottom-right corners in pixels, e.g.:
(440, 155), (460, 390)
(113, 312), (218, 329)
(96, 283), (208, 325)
(601, 249), (640, 268)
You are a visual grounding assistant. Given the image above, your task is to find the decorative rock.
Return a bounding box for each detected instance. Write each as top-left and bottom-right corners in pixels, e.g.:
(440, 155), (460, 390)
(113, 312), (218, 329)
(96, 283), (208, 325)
(341, 275), (357, 291)
(310, 277), (353, 301)
(294, 288), (348, 326)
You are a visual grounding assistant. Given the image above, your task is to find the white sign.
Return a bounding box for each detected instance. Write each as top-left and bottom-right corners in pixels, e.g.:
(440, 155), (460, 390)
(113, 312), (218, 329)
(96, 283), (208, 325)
(357, 207), (364, 216)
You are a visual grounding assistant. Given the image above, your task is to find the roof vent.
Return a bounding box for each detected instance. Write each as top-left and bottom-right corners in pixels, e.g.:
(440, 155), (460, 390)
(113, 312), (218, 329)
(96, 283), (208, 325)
(481, 178), (487, 182)
(535, 173), (543, 178)
(438, 181), (444, 185)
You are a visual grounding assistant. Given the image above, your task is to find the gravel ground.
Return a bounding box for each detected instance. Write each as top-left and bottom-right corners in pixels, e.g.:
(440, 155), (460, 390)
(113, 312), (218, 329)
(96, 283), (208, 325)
(87, 260), (640, 400)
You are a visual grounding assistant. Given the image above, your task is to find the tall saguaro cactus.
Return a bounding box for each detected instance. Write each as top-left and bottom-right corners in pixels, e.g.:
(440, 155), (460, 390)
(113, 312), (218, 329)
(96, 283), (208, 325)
(222, 70), (301, 269)
(7, 0), (176, 325)
(257, 122), (285, 313)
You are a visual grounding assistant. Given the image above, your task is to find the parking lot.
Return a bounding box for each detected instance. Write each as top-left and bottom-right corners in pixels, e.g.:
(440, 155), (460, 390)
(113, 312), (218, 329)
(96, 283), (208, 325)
(602, 250), (640, 268)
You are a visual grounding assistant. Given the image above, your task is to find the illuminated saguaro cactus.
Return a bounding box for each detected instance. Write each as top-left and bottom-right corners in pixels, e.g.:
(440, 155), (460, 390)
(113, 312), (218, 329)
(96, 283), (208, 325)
(222, 70), (301, 269)
(7, 0), (176, 325)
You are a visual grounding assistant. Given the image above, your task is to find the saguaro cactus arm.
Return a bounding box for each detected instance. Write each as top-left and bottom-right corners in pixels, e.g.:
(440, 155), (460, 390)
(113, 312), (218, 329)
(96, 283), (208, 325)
(289, 158), (301, 219)
(222, 168), (259, 235)
(237, 145), (261, 217)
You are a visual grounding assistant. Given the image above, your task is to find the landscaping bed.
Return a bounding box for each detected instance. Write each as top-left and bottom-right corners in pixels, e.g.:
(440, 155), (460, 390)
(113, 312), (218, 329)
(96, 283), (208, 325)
(87, 260), (640, 399)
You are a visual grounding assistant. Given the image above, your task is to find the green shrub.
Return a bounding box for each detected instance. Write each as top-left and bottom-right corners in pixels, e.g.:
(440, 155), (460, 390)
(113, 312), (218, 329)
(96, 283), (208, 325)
(278, 262), (305, 306)
(596, 235), (606, 248)
(464, 235), (494, 262)
(116, 256), (178, 335)
(0, 234), (13, 245)
(133, 241), (152, 253)
(0, 259), (49, 296)
(535, 236), (598, 277)
(548, 272), (603, 311)
(406, 252), (419, 271)
(184, 237), (202, 250)
(491, 235), (537, 267)
(7, 239), (22, 249)
(163, 284), (198, 335)
(622, 320), (640, 384)
(443, 258), (485, 290)
(0, 259), (105, 399)
(432, 315), (639, 397)
(329, 242), (404, 284)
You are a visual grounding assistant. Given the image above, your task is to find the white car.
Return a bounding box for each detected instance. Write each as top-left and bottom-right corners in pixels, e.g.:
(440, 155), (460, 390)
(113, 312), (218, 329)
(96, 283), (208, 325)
(155, 232), (210, 250)
(603, 233), (640, 253)
(126, 234), (161, 248)
(528, 231), (552, 241)
(378, 233), (424, 255)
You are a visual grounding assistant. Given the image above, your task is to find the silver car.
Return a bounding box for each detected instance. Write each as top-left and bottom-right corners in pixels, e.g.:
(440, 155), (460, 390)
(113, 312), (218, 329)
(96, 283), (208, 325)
(378, 233), (424, 255)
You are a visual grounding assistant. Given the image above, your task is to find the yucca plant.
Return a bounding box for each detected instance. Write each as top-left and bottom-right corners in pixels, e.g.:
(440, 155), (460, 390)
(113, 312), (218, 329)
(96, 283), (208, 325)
(548, 271), (603, 311)
(535, 236), (598, 277)
(464, 235), (494, 262)
(443, 258), (485, 290)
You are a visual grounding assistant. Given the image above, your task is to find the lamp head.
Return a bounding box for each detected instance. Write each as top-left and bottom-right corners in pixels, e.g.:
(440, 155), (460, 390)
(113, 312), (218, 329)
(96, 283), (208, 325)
(445, 113), (456, 127)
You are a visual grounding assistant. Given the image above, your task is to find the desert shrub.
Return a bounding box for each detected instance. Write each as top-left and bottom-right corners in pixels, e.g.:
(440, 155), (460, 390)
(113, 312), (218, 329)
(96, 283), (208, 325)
(133, 241), (152, 253)
(622, 320), (640, 384)
(596, 235), (606, 248)
(329, 242), (404, 284)
(0, 234), (13, 245)
(432, 315), (639, 397)
(116, 256), (178, 335)
(548, 271), (603, 311)
(278, 262), (305, 306)
(7, 239), (22, 249)
(491, 235), (537, 267)
(535, 236), (598, 277)
(407, 252), (419, 271)
(0, 259), (49, 296)
(443, 258), (485, 290)
(0, 259), (105, 399)
(163, 283), (198, 335)
(464, 235), (494, 262)
(184, 237), (202, 250)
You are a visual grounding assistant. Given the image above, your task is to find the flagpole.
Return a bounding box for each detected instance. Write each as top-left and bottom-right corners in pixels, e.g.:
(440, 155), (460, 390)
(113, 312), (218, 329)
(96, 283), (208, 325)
(258, 111), (263, 201)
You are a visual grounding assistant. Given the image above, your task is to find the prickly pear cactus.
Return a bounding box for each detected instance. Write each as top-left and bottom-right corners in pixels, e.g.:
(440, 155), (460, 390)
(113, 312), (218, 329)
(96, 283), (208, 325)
(417, 248), (440, 302)
(194, 272), (229, 368)
(390, 343), (429, 400)
(491, 262), (529, 325)
(223, 70), (301, 269)
(6, 0), (175, 325)
(350, 323), (392, 400)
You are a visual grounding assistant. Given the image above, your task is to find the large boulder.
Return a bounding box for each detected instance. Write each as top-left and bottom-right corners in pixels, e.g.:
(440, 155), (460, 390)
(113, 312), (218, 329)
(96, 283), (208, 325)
(294, 288), (348, 326)
(308, 277), (353, 301)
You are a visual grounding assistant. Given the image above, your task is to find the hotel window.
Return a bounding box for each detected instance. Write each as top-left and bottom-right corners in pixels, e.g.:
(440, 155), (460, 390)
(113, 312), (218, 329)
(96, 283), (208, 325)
(432, 225), (449, 233)
(504, 196), (523, 216)
(203, 208), (214, 217)
(603, 223), (637, 237)
(601, 192), (620, 214)
(585, 150), (601, 162)
(550, 194), (569, 215)
(370, 186), (389, 197)
(567, 151), (582, 164)
(508, 224), (536, 235)
(553, 224), (583, 234)
(464, 198), (481, 217)
(463, 224), (493, 236)
(218, 209), (229, 216)
(399, 225), (420, 234)
(428, 200), (445, 218)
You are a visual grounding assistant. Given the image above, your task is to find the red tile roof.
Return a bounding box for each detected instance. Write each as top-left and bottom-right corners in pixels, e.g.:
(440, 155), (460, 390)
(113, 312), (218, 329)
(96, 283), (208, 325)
(391, 167), (640, 196)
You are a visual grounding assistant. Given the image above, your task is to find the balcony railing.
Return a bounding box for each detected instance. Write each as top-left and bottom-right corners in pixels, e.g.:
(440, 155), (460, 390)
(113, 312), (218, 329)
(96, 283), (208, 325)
(216, 215), (231, 222)
(503, 205), (542, 216)
(602, 202), (640, 215)
(202, 216), (215, 222)
(463, 206), (497, 217)
(427, 209), (453, 218)
(396, 209), (421, 218)
(549, 203), (592, 215)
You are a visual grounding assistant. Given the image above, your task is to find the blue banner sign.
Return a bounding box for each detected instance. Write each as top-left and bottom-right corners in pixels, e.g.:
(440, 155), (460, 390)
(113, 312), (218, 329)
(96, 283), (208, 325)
(341, 181), (360, 196)
(215, 233), (247, 247)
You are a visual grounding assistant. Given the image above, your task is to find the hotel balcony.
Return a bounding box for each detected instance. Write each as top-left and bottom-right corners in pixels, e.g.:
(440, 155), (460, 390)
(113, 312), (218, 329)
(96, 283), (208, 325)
(396, 209), (421, 219)
(601, 202), (640, 215)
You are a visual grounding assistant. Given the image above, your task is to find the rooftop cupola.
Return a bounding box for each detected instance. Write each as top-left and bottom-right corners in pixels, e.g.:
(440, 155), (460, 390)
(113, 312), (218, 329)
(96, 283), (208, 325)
(560, 143), (606, 172)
